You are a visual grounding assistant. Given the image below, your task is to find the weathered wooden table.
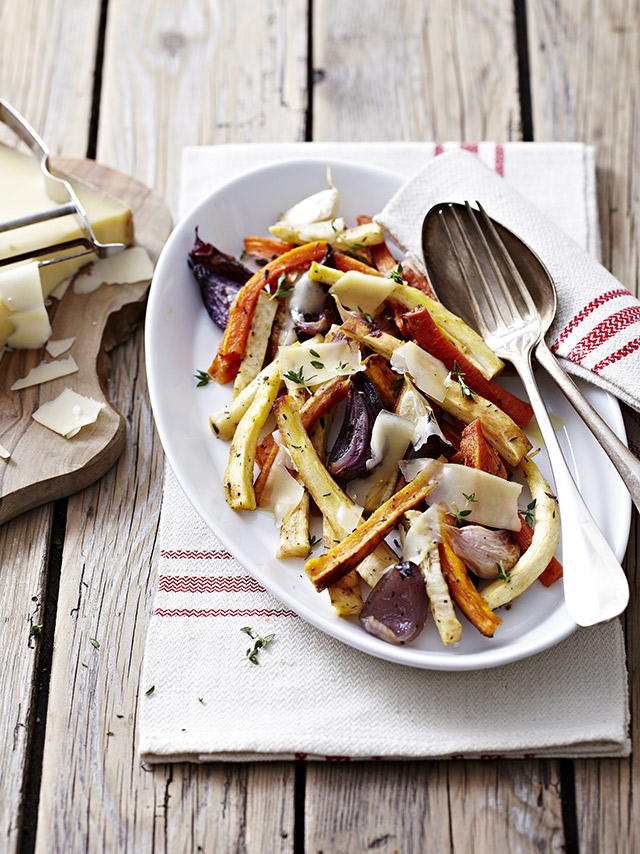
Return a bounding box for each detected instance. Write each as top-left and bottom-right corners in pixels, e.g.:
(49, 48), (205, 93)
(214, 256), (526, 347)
(1, 2), (638, 851)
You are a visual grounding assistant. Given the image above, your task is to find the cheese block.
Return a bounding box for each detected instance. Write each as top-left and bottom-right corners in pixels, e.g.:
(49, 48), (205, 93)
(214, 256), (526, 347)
(0, 143), (133, 347)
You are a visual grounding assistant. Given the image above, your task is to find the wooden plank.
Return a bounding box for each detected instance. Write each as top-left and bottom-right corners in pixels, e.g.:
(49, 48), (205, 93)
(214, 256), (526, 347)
(0, 3), (102, 851)
(96, 0), (309, 213)
(0, 0), (102, 156)
(306, 3), (566, 852)
(0, 507), (51, 851)
(313, 0), (522, 141)
(527, 2), (639, 852)
(34, 0), (308, 851)
(306, 760), (564, 853)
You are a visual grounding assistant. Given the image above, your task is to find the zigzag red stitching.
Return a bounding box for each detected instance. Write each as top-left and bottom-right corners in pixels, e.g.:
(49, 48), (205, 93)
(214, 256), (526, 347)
(160, 549), (234, 560)
(158, 575), (265, 593)
(567, 306), (640, 363)
(592, 335), (640, 373)
(552, 288), (629, 351)
(154, 607), (299, 618)
(495, 144), (504, 176)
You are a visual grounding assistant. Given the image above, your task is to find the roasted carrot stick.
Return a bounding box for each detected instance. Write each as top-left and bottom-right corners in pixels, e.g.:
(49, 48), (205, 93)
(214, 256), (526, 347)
(439, 530), (502, 637)
(209, 241), (331, 384)
(243, 235), (295, 260)
(459, 419), (507, 479)
(402, 307), (534, 428)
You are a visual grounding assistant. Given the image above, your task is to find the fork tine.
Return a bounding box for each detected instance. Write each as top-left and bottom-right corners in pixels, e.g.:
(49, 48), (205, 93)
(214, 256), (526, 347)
(462, 202), (521, 329)
(437, 207), (493, 339)
(474, 201), (539, 318)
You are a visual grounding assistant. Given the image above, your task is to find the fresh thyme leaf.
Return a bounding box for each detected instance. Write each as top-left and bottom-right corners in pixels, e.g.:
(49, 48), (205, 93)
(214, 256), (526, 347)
(497, 561), (511, 582)
(241, 627), (276, 665)
(269, 272), (295, 300)
(347, 248), (370, 265)
(357, 306), (373, 322)
(284, 366), (316, 387)
(388, 264), (404, 285)
(107, 731), (114, 737)
(198, 697), (204, 704)
(392, 377), (404, 392)
(309, 360), (325, 370)
(53, 537), (63, 550)
(451, 361), (475, 400)
(90, 638), (100, 649)
(194, 369), (212, 387)
(29, 624), (42, 639)
(145, 685), (155, 696)
(523, 498), (537, 527)
(116, 714), (124, 719)
(309, 349), (321, 358)
(453, 492), (478, 527)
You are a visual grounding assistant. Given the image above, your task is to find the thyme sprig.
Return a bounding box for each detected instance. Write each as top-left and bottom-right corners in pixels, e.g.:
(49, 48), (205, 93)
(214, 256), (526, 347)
(241, 626), (276, 665)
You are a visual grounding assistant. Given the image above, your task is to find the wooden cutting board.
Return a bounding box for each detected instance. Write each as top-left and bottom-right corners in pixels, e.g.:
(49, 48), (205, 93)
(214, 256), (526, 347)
(0, 158), (172, 525)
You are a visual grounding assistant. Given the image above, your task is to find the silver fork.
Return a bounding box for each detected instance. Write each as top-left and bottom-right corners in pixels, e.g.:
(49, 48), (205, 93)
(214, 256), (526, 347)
(437, 201), (628, 627)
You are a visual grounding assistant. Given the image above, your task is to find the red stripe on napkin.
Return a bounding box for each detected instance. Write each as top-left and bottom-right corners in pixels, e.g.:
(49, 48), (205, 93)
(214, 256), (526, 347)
(593, 335), (640, 373)
(495, 144), (505, 176)
(567, 306), (640, 362)
(158, 575), (266, 593)
(552, 288), (630, 351)
(154, 607), (299, 618)
(161, 549), (234, 560)
(460, 142), (479, 154)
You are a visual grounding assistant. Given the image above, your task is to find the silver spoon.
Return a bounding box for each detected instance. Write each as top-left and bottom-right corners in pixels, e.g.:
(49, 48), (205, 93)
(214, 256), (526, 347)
(421, 201), (629, 627)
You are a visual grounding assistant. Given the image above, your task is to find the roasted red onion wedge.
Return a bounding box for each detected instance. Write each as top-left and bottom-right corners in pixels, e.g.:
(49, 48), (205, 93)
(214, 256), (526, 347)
(360, 561), (429, 645)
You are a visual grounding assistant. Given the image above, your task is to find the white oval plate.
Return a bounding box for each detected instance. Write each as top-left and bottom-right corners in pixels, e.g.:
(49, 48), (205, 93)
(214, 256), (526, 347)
(145, 158), (631, 671)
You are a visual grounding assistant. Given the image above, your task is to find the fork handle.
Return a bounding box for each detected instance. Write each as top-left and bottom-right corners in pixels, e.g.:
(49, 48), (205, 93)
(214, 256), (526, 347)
(511, 350), (629, 627)
(535, 340), (640, 515)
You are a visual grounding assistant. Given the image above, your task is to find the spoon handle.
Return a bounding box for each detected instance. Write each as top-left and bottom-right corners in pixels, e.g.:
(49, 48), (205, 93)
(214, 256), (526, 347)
(535, 340), (640, 515)
(511, 349), (629, 627)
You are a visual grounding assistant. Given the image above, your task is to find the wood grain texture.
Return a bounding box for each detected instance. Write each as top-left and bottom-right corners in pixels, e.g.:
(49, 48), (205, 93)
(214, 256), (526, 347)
(0, 6), (101, 853)
(313, 0), (522, 142)
(527, 2), (639, 852)
(305, 760), (564, 854)
(0, 159), (171, 525)
(0, 0), (102, 157)
(33, 1), (307, 851)
(0, 506), (52, 851)
(97, 0), (309, 212)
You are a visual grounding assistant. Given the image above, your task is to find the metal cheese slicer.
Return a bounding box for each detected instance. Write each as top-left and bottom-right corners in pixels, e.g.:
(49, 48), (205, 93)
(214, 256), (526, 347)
(0, 97), (126, 267)
(421, 200), (630, 627)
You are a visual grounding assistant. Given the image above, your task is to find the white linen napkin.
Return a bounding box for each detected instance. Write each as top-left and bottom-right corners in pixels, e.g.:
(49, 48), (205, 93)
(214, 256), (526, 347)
(139, 142), (631, 762)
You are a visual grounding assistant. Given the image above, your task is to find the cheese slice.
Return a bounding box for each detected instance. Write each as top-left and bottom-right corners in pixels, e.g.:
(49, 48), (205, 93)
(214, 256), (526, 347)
(74, 246), (154, 294)
(0, 143), (133, 347)
(0, 442), (10, 460)
(32, 387), (104, 438)
(399, 459), (522, 531)
(11, 356), (78, 390)
(278, 340), (362, 388)
(46, 337), (75, 357)
(329, 270), (396, 317)
(0, 263), (51, 348)
(390, 341), (450, 404)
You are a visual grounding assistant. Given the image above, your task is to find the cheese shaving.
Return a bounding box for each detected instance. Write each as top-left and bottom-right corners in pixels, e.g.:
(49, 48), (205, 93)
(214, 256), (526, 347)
(73, 246), (154, 294)
(32, 388), (104, 438)
(46, 337), (76, 358)
(11, 356), (79, 390)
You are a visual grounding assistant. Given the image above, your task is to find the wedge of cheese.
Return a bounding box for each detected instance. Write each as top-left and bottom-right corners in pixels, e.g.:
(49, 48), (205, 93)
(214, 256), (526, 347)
(0, 144), (133, 348)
